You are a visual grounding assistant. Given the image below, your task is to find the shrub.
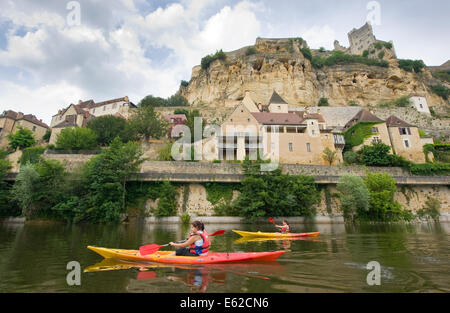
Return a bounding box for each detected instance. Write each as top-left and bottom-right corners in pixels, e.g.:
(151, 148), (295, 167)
(378, 51), (385, 59)
(348, 100), (359, 106)
(311, 56), (325, 68)
(430, 84), (449, 100)
(362, 50), (369, 58)
(154, 181), (178, 217)
(201, 50), (226, 70)
(87, 115), (136, 146)
(245, 46), (257, 56)
(409, 163), (450, 176)
(374, 42), (383, 50)
(343, 151), (360, 165)
(398, 59), (426, 73)
(319, 47), (326, 52)
(383, 42), (393, 49)
(377, 96), (412, 108)
(318, 97), (329, 106)
(337, 175), (370, 221)
(43, 130), (51, 142)
(8, 126), (36, 150)
(312, 50), (388, 68)
(19, 146), (46, 165)
(358, 142), (393, 166)
(55, 127), (98, 151)
(432, 70), (450, 83)
(166, 94), (189, 107)
(157, 142), (174, 161)
(363, 171), (411, 221)
(301, 47), (312, 61)
(180, 80), (189, 87)
(417, 197), (441, 220)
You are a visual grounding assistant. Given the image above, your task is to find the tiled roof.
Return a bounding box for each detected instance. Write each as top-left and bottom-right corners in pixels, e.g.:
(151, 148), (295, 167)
(251, 112), (304, 125)
(293, 111), (326, 123)
(344, 109), (384, 129)
(1, 110), (49, 129)
(163, 114), (187, 123)
(385, 115), (415, 128)
(269, 91), (288, 104)
(53, 115), (77, 128)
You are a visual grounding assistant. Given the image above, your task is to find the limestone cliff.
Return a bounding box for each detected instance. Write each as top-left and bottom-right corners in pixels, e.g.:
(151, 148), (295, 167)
(180, 38), (449, 110)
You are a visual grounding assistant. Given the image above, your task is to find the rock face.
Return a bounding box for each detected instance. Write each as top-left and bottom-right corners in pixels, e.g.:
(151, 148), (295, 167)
(180, 38), (448, 109)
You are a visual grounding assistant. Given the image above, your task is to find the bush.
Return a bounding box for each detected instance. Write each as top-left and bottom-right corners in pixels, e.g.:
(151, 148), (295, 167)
(7, 126), (36, 150)
(300, 47), (312, 61)
(337, 175), (370, 221)
(432, 70), (450, 83)
(343, 151), (360, 165)
(358, 142), (393, 166)
(311, 50), (388, 69)
(378, 51), (385, 59)
(43, 130), (51, 142)
(374, 42), (383, 50)
(201, 50), (226, 70)
(19, 146), (46, 165)
(430, 84), (449, 100)
(154, 181), (178, 217)
(348, 100), (359, 106)
(417, 197), (441, 220)
(245, 46), (257, 56)
(409, 163), (450, 176)
(398, 59), (426, 73)
(311, 56), (325, 68)
(180, 80), (189, 87)
(318, 97), (329, 106)
(157, 142), (174, 161)
(384, 42), (393, 49)
(377, 96), (412, 108)
(55, 127), (98, 151)
(319, 47), (326, 52)
(343, 122), (380, 148)
(363, 171), (411, 221)
(362, 50), (369, 58)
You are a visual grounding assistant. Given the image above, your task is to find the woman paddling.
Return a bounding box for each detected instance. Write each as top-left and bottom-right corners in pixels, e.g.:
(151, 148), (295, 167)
(274, 220), (291, 234)
(169, 221), (210, 257)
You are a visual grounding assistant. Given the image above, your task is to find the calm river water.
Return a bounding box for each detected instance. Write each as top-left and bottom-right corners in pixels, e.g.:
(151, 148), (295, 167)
(0, 220), (449, 293)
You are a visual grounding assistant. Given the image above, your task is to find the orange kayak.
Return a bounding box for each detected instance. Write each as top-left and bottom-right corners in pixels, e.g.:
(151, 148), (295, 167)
(87, 246), (285, 264)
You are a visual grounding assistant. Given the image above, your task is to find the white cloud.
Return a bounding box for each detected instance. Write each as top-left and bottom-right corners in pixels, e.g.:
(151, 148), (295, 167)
(301, 25), (337, 50)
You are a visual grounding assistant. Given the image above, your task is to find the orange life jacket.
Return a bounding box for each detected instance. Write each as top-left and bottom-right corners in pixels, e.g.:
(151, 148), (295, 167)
(189, 230), (210, 256)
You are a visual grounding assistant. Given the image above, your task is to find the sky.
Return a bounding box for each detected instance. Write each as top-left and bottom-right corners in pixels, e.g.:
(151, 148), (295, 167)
(0, 0), (449, 125)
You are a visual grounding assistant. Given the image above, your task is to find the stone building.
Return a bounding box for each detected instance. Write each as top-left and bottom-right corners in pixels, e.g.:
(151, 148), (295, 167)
(348, 22), (377, 55)
(0, 110), (49, 148)
(49, 96), (136, 144)
(344, 109), (429, 163)
(217, 91), (343, 165)
(409, 96), (431, 115)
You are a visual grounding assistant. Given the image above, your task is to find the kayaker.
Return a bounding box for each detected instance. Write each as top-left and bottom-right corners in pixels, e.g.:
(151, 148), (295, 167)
(275, 220), (291, 233)
(169, 221), (210, 256)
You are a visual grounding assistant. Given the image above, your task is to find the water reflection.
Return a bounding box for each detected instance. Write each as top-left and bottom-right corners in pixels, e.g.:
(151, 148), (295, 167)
(84, 258), (285, 293)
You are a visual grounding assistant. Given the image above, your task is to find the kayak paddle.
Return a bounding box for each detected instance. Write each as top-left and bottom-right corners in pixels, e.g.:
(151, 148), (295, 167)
(139, 229), (226, 256)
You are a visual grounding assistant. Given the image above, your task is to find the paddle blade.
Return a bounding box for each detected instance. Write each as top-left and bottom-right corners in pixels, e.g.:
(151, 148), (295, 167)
(139, 244), (162, 256)
(268, 218), (275, 224)
(209, 229), (225, 236)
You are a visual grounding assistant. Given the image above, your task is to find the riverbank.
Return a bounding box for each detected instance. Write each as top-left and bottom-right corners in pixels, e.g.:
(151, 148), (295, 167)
(3, 212), (450, 225)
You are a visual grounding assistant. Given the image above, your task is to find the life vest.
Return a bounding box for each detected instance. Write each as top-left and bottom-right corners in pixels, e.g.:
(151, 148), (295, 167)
(189, 230), (210, 256)
(281, 225), (290, 233)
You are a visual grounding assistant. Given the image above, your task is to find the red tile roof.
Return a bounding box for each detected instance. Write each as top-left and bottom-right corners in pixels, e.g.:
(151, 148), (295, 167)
(251, 112), (304, 125)
(385, 115), (415, 128)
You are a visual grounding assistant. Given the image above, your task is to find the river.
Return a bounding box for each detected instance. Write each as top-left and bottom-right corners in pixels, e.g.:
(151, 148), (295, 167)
(0, 220), (449, 293)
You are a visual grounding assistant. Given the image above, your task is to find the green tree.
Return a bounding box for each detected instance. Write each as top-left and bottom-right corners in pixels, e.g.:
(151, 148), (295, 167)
(43, 130), (51, 142)
(87, 115), (136, 146)
(322, 147), (337, 165)
(129, 105), (168, 142)
(139, 95), (167, 107)
(166, 94), (189, 107)
(55, 127), (98, 150)
(0, 157), (19, 217)
(8, 126), (36, 150)
(11, 164), (40, 217)
(82, 137), (145, 222)
(154, 181), (178, 217)
(363, 171), (406, 221)
(337, 175), (370, 221)
(300, 47), (312, 61)
(184, 109), (204, 143)
(358, 142), (393, 166)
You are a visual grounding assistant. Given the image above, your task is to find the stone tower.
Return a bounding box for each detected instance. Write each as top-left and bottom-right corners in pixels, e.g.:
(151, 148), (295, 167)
(348, 22), (376, 55)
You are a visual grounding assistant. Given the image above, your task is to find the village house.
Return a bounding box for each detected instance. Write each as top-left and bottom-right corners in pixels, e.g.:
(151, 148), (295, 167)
(0, 110), (49, 148)
(49, 96), (136, 144)
(162, 114), (187, 139)
(217, 91), (344, 165)
(344, 109), (430, 163)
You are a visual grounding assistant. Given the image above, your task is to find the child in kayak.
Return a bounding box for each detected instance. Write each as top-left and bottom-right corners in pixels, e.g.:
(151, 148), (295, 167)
(169, 221), (210, 257)
(275, 220), (291, 233)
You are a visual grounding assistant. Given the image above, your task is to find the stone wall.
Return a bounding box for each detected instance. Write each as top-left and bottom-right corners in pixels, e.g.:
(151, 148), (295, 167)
(142, 182), (450, 219)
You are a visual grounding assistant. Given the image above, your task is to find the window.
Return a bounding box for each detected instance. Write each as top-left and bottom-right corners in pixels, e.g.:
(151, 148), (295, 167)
(372, 136), (381, 144)
(32, 126), (36, 131)
(404, 139), (410, 148)
(247, 118), (250, 123)
(312, 130), (315, 135)
(399, 128), (408, 135)
(289, 143), (293, 152)
(371, 127), (378, 133)
(277, 106), (281, 110)
(419, 103), (423, 108)
(103, 106), (107, 111)
(230, 119), (233, 122)
(306, 143), (311, 152)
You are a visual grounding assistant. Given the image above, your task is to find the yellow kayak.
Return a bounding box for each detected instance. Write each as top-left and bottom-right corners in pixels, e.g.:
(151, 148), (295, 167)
(232, 230), (320, 238)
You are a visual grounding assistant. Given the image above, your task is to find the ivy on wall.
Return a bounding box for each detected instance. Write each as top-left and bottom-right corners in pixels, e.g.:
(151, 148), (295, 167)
(343, 122), (381, 149)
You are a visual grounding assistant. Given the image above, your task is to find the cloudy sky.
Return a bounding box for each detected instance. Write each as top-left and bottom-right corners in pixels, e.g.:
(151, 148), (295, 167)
(0, 0), (449, 124)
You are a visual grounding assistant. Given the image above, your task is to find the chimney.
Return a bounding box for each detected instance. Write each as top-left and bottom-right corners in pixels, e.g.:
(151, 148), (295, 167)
(317, 109), (321, 114)
(124, 96), (129, 102)
(17, 112), (24, 119)
(78, 100), (83, 104)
